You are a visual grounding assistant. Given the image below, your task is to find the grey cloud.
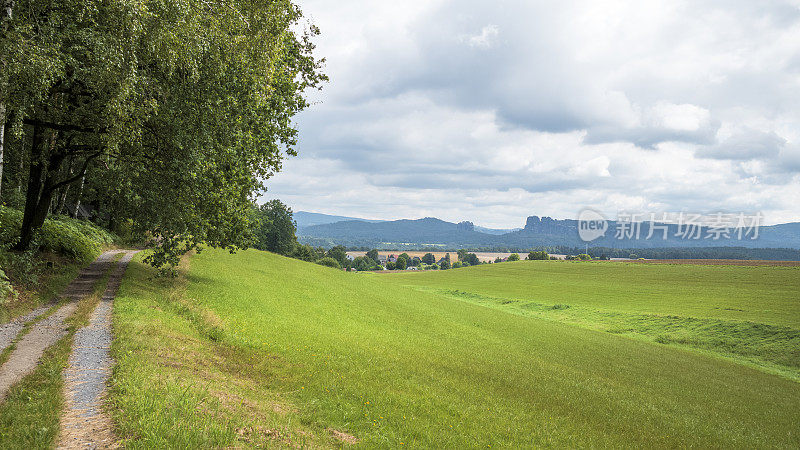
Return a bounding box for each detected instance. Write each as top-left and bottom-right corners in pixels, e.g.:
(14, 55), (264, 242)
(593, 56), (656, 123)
(697, 129), (786, 160)
(584, 122), (720, 149)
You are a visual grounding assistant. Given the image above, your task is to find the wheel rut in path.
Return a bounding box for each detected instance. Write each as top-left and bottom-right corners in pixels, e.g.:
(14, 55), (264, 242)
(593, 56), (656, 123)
(57, 250), (138, 450)
(0, 250), (123, 401)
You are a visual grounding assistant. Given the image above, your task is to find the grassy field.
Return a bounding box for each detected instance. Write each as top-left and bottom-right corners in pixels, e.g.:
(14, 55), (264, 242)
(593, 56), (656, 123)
(384, 260), (800, 380)
(111, 249), (800, 447)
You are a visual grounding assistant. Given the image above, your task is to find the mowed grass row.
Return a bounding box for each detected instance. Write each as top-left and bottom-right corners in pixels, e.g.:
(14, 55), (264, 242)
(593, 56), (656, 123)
(384, 260), (800, 379)
(111, 249), (800, 447)
(385, 260), (800, 326)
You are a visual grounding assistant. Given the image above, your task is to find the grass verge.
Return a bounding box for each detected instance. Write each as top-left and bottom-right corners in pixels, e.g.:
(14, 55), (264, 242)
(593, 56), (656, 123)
(110, 252), (334, 448)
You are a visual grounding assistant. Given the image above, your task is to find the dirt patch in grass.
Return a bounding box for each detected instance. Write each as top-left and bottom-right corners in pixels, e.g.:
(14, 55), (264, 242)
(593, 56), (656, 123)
(328, 428), (358, 445)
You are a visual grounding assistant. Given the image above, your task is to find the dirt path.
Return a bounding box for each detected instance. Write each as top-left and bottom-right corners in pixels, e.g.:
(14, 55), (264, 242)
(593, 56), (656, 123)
(0, 250), (122, 401)
(0, 304), (52, 353)
(57, 250), (138, 449)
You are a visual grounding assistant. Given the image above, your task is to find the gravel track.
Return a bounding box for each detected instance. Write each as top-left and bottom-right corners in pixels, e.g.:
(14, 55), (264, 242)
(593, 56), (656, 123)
(0, 250), (122, 401)
(57, 250), (138, 449)
(0, 305), (53, 354)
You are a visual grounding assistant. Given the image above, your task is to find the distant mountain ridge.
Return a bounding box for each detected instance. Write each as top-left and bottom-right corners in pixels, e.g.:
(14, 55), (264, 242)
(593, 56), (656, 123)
(294, 211), (385, 229)
(295, 211), (520, 235)
(296, 212), (800, 251)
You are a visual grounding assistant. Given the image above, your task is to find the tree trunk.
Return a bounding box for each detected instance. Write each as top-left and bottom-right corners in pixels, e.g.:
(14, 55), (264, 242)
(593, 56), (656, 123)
(72, 172), (85, 218)
(16, 128), (66, 250)
(0, 0), (14, 202)
(16, 125), (44, 250)
(0, 104), (5, 200)
(53, 156), (72, 215)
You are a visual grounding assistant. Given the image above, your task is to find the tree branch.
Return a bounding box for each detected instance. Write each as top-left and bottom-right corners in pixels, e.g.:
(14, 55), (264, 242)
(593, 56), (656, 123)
(49, 151), (102, 190)
(23, 118), (104, 134)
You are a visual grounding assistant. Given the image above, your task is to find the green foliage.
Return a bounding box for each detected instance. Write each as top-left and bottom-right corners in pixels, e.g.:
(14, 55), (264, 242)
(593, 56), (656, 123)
(386, 261), (396, 270)
(366, 249), (379, 261)
(507, 253), (520, 261)
(577, 253), (592, 260)
(2, 0), (326, 266)
(292, 243), (323, 262)
(326, 246), (348, 267)
(395, 256), (407, 270)
(462, 253), (480, 266)
(315, 257), (341, 269)
(439, 259), (450, 270)
(0, 268), (15, 303)
(352, 256), (378, 272)
(251, 200), (297, 256)
(1, 206), (113, 263)
(527, 251), (549, 260)
(421, 253), (435, 265)
(451, 261), (463, 268)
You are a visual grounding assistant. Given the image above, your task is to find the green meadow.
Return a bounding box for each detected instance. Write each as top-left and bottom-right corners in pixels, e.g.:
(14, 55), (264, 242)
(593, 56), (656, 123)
(111, 249), (800, 448)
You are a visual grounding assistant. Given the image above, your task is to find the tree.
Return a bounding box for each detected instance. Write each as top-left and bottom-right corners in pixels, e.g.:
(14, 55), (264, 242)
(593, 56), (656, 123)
(421, 252), (435, 265)
(395, 256), (407, 270)
(439, 259), (451, 270)
(316, 257), (341, 269)
(326, 246), (348, 267)
(494, 257), (502, 263)
(445, 253), (451, 262)
(366, 249), (379, 262)
(463, 253), (480, 266)
(451, 261), (463, 268)
(457, 249), (468, 261)
(293, 243), (320, 262)
(2, 0), (325, 268)
(386, 261), (396, 270)
(527, 251), (549, 260)
(252, 200), (297, 255)
(508, 253), (520, 261)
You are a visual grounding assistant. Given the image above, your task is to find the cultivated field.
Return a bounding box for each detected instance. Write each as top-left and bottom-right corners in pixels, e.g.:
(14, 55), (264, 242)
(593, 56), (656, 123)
(109, 249), (800, 447)
(346, 250), (541, 262)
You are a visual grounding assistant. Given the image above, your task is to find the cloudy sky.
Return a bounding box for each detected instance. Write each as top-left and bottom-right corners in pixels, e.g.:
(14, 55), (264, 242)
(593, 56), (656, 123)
(261, 0), (800, 228)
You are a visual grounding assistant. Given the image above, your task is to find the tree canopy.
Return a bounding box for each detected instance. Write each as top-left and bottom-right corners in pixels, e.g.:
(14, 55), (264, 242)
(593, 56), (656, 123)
(0, 0), (325, 268)
(251, 200), (297, 256)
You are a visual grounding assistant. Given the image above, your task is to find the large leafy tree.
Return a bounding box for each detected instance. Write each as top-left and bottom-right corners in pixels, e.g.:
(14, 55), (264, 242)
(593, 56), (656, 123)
(0, 0), (325, 267)
(252, 199), (297, 256)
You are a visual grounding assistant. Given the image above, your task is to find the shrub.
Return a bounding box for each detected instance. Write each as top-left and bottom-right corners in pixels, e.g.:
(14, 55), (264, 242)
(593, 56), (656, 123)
(0, 268), (16, 304)
(1, 206), (116, 263)
(508, 253), (520, 261)
(452, 261), (463, 268)
(527, 251), (549, 260)
(316, 257), (341, 269)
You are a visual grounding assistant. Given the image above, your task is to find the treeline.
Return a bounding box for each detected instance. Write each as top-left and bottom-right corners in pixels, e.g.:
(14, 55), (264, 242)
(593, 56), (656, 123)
(250, 204), (558, 270)
(0, 0), (324, 268)
(340, 245), (800, 261)
(577, 246), (800, 261)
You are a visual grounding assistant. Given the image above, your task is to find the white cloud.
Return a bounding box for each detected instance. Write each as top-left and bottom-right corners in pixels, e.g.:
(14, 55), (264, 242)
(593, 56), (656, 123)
(267, 0), (800, 226)
(463, 25), (499, 48)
